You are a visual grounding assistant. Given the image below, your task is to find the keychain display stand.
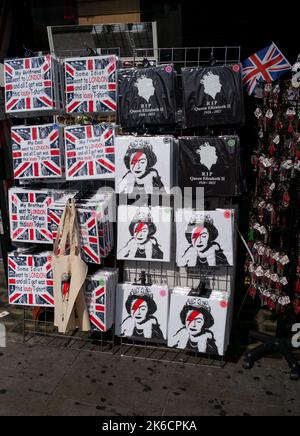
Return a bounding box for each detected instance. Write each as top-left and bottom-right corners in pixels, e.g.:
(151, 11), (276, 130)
(243, 78), (300, 380)
(3, 45), (244, 369)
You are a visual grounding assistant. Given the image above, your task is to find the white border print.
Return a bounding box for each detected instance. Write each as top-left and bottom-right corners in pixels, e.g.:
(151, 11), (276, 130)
(167, 290), (231, 356)
(115, 136), (173, 195)
(115, 283), (169, 342)
(176, 209), (234, 267)
(117, 206), (172, 262)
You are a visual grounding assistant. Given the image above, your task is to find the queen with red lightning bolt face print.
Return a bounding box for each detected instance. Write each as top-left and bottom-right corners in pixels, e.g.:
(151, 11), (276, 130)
(169, 301), (219, 355)
(118, 219), (164, 260)
(118, 139), (165, 194)
(117, 206), (172, 263)
(176, 210), (234, 268)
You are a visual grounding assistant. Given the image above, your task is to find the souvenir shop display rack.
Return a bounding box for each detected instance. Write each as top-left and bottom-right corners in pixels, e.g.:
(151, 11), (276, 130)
(5, 44), (242, 369)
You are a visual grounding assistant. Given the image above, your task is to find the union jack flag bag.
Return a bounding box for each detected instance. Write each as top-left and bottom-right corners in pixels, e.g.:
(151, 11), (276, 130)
(11, 124), (64, 179)
(242, 43), (291, 96)
(85, 269), (118, 332)
(65, 124), (115, 180)
(8, 252), (54, 307)
(9, 188), (63, 244)
(48, 204), (102, 265)
(65, 55), (117, 114)
(5, 55), (59, 115)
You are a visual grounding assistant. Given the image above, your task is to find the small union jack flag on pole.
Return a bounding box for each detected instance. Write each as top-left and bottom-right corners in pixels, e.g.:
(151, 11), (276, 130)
(65, 55), (117, 113)
(11, 124), (63, 179)
(242, 42), (291, 95)
(8, 253), (54, 307)
(65, 124), (115, 180)
(5, 55), (56, 113)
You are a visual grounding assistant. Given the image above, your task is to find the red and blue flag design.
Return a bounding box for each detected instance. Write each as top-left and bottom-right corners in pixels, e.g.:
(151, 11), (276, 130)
(48, 206), (102, 265)
(65, 124), (115, 180)
(85, 281), (106, 332)
(65, 55), (117, 113)
(11, 124), (63, 179)
(5, 56), (55, 113)
(242, 42), (291, 95)
(8, 254), (54, 307)
(9, 190), (53, 243)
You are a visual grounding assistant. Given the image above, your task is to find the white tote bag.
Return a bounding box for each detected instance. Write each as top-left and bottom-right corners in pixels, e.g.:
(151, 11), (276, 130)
(52, 199), (91, 333)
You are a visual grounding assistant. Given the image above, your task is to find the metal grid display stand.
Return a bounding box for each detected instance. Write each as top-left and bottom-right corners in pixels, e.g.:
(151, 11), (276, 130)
(132, 46), (241, 68)
(115, 46), (241, 368)
(22, 306), (115, 354)
(118, 262), (232, 368)
(7, 46), (243, 368)
(118, 198), (238, 368)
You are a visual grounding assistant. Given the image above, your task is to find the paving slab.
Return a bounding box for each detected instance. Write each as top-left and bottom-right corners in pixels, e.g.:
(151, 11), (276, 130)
(0, 340), (299, 416)
(53, 352), (176, 416)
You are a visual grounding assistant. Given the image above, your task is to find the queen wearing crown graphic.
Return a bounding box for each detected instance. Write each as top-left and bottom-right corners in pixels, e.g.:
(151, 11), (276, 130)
(181, 216), (229, 267)
(120, 291), (165, 341)
(118, 210), (164, 260)
(118, 140), (165, 194)
(170, 301), (219, 355)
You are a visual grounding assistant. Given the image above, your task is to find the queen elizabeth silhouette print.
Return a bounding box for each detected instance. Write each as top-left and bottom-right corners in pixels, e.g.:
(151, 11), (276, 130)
(135, 76), (155, 102)
(196, 142), (219, 171)
(200, 71), (222, 100)
(182, 65), (244, 128)
(176, 209), (234, 267)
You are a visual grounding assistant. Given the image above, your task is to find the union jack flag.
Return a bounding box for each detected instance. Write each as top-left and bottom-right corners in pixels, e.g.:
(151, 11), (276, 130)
(5, 56), (55, 113)
(11, 124), (63, 179)
(85, 279), (107, 331)
(65, 124), (115, 180)
(9, 189), (53, 243)
(65, 56), (117, 113)
(242, 42), (291, 95)
(48, 206), (102, 264)
(8, 253), (54, 307)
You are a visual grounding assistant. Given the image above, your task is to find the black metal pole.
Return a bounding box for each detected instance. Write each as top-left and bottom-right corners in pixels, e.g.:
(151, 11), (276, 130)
(0, 145), (11, 286)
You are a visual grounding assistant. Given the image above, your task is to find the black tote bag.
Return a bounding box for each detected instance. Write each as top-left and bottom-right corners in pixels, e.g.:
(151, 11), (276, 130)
(179, 136), (240, 197)
(182, 64), (245, 128)
(118, 65), (177, 130)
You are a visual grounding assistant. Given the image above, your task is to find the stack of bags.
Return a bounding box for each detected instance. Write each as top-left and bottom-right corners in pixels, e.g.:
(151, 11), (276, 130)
(8, 249), (54, 307)
(8, 187), (67, 244)
(5, 55), (64, 116)
(48, 191), (114, 265)
(85, 268), (119, 332)
(64, 55), (117, 114)
(11, 124), (64, 180)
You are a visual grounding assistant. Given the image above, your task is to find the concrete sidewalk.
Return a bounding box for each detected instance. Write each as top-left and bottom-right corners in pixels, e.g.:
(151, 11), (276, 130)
(0, 339), (299, 416)
(1, 262), (299, 417)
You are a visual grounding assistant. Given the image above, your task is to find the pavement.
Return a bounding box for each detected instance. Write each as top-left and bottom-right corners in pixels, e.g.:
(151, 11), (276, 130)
(1, 262), (300, 417)
(0, 338), (299, 416)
